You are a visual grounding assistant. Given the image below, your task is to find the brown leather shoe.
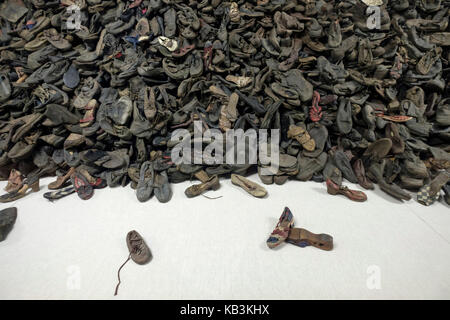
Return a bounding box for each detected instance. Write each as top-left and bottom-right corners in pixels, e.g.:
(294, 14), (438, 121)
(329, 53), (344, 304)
(352, 159), (374, 190)
(326, 178), (367, 202)
(286, 227), (333, 251)
(115, 230), (151, 296)
(184, 175), (220, 198)
(48, 167), (75, 190)
(127, 230), (152, 265)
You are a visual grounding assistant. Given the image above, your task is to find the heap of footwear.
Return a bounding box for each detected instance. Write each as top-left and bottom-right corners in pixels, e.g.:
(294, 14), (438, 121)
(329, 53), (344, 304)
(0, 0), (448, 206)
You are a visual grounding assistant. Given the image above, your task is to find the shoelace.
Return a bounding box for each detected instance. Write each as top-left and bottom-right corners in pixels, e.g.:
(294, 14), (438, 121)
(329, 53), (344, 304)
(114, 241), (143, 296)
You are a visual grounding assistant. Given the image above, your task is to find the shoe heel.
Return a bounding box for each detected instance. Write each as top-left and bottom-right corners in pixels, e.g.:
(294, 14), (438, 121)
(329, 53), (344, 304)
(211, 183), (220, 191)
(327, 188), (338, 195)
(31, 180), (40, 192)
(210, 176), (220, 191)
(326, 182), (339, 195)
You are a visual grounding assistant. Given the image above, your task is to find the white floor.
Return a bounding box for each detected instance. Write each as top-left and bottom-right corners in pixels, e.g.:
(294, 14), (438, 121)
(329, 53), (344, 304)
(0, 174), (449, 300)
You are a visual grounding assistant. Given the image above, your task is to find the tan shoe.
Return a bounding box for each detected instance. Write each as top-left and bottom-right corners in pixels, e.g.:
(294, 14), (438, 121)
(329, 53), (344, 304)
(287, 125), (316, 151)
(48, 167), (75, 190)
(185, 175), (220, 198)
(231, 174), (267, 198)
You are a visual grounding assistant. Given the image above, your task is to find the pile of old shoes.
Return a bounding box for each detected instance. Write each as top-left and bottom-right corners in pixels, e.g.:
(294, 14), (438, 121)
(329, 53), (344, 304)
(266, 207), (333, 251)
(0, 0), (448, 206)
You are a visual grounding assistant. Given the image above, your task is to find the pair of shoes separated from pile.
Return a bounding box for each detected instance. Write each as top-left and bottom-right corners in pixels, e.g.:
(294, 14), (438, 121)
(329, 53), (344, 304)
(266, 207), (333, 251)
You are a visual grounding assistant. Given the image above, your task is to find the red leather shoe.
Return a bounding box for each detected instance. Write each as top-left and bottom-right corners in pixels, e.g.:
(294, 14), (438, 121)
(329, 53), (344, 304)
(326, 178), (367, 202)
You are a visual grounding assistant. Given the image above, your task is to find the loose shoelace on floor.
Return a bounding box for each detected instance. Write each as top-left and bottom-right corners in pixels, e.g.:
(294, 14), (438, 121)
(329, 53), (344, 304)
(114, 241), (143, 296)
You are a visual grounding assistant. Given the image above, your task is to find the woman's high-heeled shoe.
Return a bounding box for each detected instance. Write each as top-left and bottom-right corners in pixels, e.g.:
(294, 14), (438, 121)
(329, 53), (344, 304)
(0, 179), (40, 203)
(4, 169), (24, 194)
